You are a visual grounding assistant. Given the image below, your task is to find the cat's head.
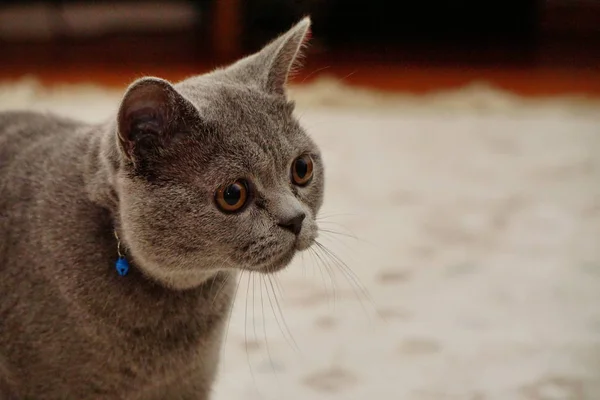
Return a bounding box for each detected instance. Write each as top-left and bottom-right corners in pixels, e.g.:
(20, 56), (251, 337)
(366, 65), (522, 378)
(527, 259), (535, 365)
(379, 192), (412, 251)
(113, 18), (323, 289)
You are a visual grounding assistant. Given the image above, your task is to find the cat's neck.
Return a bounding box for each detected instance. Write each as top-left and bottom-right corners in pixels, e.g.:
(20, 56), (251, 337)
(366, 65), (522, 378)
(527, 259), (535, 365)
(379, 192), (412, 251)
(82, 121), (122, 214)
(80, 121), (229, 291)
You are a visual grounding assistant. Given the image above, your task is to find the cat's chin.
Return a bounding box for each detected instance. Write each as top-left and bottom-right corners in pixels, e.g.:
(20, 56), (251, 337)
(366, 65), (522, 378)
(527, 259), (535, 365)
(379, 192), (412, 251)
(255, 246), (297, 274)
(146, 267), (221, 290)
(254, 239), (315, 274)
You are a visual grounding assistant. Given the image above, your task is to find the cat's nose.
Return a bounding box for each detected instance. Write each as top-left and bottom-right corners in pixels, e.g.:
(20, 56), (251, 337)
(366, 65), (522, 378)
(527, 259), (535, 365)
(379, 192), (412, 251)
(278, 213), (305, 235)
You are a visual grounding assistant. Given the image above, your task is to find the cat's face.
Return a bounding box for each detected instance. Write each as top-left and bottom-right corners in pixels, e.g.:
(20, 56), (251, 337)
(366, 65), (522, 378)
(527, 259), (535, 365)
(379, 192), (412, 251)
(114, 18), (323, 288)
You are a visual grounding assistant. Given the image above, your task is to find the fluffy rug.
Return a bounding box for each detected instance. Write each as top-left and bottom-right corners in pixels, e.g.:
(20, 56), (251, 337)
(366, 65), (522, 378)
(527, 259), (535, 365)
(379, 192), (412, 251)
(1, 77), (599, 400)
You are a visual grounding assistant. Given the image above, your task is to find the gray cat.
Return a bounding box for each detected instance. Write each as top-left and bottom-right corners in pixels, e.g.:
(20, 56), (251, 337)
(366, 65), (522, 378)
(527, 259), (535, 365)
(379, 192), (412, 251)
(0, 18), (323, 399)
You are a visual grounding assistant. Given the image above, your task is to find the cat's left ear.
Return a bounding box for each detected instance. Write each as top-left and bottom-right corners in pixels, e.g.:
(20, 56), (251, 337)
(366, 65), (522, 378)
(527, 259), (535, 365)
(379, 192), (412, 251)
(231, 17), (311, 96)
(116, 77), (197, 162)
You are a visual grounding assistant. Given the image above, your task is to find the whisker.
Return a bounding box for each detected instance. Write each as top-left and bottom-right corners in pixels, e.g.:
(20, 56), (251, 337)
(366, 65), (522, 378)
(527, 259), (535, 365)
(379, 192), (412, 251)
(316, 212), (356, 220)
(312, 249), (329, 293)
(300, 251), (308, 278)
(301, 65), (331, 83)
(305, 245), (318, 282)
(209, 273), (230, 310)
(316, 220), (368, 243)
(264, 275), (295, 352)
(320, 253), (339, 310)
(339, 70), (358, 83)
(260, 276), (280, 387)
(223, 271), (244, 346)
(320, 229), (377, 250)
(272, 273), (285, 300)
(267, 275), (300, 353)
(207, 270), (218, 296)
(315, 241), (370, 297)
(314, 241), (376, 320)
(308, 247), (338, 310)
(252, 274), (258, 343)
(316, 220), (354, 234)
(319, 228), (360, 241)
(244, 273), (259, 393)
(319, 232), (357, 256)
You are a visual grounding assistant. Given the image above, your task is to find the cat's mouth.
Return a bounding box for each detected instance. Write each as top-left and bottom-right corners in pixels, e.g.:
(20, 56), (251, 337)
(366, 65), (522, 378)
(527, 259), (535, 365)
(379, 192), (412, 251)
(260, 236), (316, 273)
(260, 246), (297, 273)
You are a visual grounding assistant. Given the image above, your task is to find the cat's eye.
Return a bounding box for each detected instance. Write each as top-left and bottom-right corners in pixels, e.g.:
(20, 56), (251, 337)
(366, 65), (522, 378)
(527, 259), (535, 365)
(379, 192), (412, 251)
(215, 180), (249, 213)
(291, 154), (314, 186)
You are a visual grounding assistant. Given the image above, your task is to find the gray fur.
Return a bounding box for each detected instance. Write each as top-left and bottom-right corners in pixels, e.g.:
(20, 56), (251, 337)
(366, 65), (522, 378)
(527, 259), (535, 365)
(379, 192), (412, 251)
(0, 18), (322, 399)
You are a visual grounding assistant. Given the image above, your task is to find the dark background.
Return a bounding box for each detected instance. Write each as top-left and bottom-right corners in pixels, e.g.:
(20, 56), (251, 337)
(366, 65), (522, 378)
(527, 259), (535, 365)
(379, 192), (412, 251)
(0, 0), (599, 94)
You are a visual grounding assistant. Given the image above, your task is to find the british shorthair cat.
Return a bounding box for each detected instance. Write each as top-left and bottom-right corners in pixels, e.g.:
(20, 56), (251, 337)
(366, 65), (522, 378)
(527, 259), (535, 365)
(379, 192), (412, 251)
(0, 18), (323, 399)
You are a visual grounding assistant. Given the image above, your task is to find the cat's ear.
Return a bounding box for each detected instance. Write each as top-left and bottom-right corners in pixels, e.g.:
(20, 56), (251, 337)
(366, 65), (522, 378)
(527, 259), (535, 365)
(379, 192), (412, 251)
(231, 17), (311, 96)
(116, 77), (195, 161)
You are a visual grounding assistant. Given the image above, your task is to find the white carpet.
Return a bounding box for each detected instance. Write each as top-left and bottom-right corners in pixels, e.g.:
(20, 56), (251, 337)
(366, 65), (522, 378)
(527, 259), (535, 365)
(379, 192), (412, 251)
(2, 77), (600, 400)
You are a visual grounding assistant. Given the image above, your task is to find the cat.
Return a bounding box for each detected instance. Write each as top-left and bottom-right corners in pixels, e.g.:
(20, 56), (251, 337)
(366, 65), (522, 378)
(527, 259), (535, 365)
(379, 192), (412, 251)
(0, 17), (323, 400)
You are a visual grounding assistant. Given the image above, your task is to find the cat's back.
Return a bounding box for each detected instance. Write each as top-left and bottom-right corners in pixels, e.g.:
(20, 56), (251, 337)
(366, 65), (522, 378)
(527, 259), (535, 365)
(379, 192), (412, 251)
(0, 110), (90, 217)
(0, 110), (89, 276)
(0, 111), (85, 174)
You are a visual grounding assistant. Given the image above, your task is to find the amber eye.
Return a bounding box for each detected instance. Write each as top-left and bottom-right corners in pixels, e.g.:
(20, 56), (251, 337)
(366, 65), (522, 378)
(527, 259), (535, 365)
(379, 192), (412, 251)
(215, 180), (249, 213)
(291, 154), (314, 186)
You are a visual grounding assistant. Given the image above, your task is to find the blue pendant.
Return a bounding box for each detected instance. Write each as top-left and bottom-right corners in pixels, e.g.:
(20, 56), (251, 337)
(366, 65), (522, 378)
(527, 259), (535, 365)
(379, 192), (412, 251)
(115, 257), (130, 276)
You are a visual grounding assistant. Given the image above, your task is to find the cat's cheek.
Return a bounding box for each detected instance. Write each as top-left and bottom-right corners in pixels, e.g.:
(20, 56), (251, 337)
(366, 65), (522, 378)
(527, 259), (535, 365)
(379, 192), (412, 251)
(296, 217), (318, 251)
(295, 177), (324, 213)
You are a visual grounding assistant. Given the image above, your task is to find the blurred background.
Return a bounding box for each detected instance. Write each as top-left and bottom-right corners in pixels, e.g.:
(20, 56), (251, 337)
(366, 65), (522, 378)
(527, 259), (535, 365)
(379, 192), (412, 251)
(1, 1), (600, 400)
(0, 0), (599, 94)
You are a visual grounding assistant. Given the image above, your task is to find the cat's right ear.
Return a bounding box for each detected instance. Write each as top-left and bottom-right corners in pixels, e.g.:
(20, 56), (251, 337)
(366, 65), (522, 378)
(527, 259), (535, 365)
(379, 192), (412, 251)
(226, 18), (311, 97)
(116, 77), (195, 162)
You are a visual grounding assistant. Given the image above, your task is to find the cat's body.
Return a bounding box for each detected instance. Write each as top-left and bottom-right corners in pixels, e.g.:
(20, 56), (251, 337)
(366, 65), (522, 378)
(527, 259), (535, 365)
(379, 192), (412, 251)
(0, 19), (321, 399)
(0, 103), (235, 400)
